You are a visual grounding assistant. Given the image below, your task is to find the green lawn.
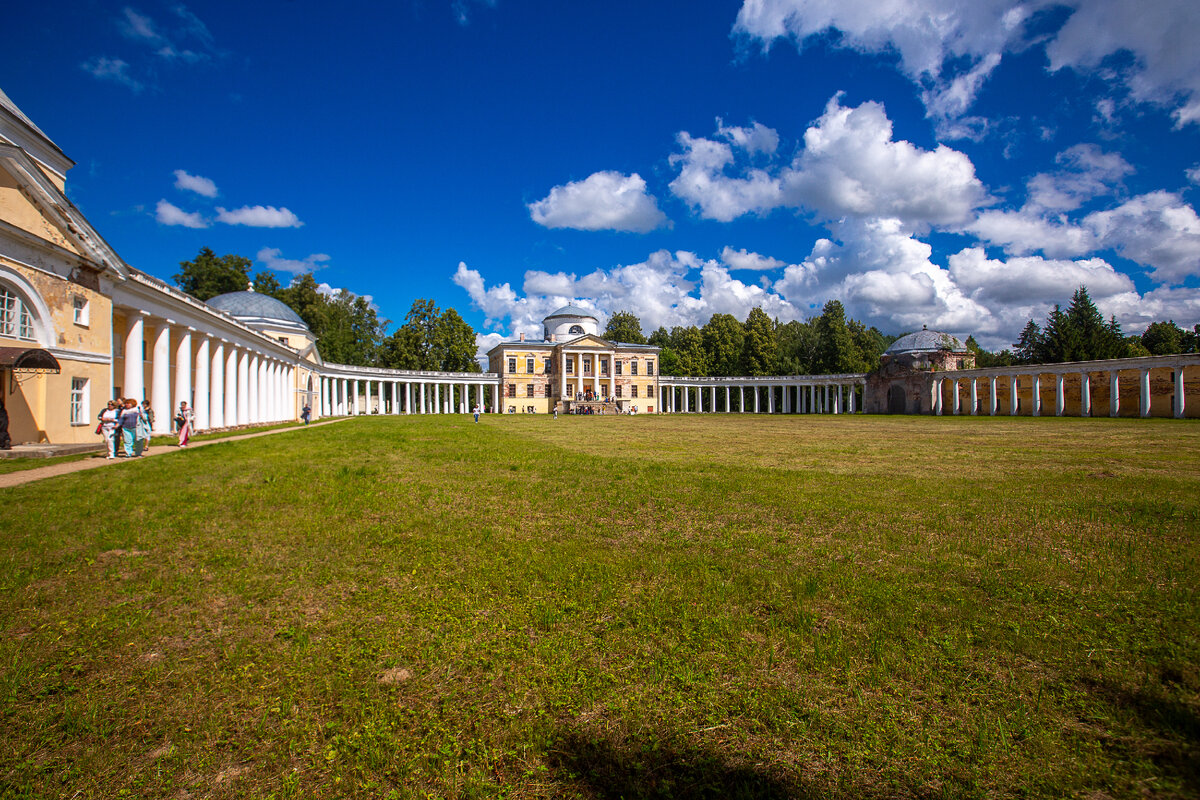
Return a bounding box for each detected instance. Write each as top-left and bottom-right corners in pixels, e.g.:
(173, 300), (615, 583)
(1, 415), (1197, 799)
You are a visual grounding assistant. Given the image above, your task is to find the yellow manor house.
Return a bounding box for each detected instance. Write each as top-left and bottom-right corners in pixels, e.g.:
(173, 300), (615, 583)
(487, 306), (660, 414)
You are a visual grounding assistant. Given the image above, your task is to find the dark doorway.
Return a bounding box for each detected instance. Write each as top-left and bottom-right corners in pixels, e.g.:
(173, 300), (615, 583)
(887, 384), (907, 414)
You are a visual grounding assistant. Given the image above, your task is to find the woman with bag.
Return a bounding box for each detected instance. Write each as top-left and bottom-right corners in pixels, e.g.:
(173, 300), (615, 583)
(98, 400), (120, 459)
(136, 400), (153, 453)
(175, 401), (193, 447)
(118, 398), (144, 457)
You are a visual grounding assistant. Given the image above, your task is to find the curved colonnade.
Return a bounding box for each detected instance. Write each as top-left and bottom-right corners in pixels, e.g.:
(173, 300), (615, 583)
(929, 354), (1200, 419)
(659, 375), (868, 414)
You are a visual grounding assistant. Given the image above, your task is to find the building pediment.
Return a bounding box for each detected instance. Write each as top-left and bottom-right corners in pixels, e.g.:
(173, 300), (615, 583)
(559, 334), (614, 350)
(0, 144), (126, 279)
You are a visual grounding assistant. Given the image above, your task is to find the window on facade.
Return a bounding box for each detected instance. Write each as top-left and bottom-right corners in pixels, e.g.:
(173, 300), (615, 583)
(507, 383), (516, 397)
(647, 385), (654, 398)
(0, 288), (35, 341)
(508, 357), (516, 373)
(615, 361), (623, 376)
(70, 378), (87, 425)
(526, 384), (535, 397)
(600, 358), (608, 376)
(631, 361), (638, 375)
(615, 385), (622, 398)
(569, 325), (584, 334)
(646, 361), (654, 376)
(631, 385), (639, 398)
(566, 359), (574, 374)
(73, 296), (89, 326)
(526, 357), (534, 373)
(583, 357), (592, 375)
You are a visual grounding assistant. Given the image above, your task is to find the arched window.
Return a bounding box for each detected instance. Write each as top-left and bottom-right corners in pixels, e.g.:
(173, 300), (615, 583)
(568, 324), (584, 335)
(0, 284), (37, 341)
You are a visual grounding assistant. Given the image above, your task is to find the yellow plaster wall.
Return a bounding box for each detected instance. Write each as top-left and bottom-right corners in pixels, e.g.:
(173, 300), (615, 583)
(0, 168), (80, 255)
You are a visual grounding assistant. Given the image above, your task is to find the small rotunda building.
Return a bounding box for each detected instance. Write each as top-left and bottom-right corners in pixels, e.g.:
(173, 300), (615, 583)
(866, 325), (975, 414)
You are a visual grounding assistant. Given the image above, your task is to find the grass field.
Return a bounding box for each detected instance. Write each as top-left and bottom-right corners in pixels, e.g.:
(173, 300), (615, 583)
(1, 414), (1197, 799)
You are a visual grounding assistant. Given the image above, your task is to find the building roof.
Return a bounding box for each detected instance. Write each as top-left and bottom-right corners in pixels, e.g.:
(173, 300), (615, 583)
(0, 87), (58, 149)
(207, 290), (309, 330)
(885, 327), (968, 355)
(544, 305), (597, 320)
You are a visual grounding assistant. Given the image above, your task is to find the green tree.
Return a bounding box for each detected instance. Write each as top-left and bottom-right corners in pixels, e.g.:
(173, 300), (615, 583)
(848, 319), (887, 372)
(251, 270), (283, 298)
(740, 307), (777, 376)
(603, 310), (646, 344)
(701, 313), (745, 376)
(1013, 319), (1043, 364)
(432, 308), (481, 372)
(656, 347), (683, 376)
(774, 319), (818, 375)
(647, 327), (671, 347)
(173, 247), (251, 301)
(669, 326), (708, 376)
(1141, 320), (1186, 355)
(812, 300), (864, 374)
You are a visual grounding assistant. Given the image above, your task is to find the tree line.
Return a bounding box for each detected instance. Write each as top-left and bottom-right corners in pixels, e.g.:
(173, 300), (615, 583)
(970, 286), (1200, 367)
(172, 248), (480, 372)
(601, 301), (897, 377)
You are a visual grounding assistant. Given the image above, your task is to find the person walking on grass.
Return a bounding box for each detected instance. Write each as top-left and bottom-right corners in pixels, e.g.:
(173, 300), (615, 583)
(139, 400), (154, 452)
(175, 401), (193, 447)
(473, 404), (480, 423)
(302, 404), (311, 425)
(98, 400), (120, 459)
(118, 398), (144, 458)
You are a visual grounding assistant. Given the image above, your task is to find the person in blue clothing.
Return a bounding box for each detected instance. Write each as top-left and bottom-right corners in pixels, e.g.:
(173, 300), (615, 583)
(472, 404), (480, 423)
(118, 398), (144, 457)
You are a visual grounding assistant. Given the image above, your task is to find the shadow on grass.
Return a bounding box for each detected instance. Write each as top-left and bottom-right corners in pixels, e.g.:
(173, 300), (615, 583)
(1082, 675), (1200, 792)
(545, 728), (810, 799)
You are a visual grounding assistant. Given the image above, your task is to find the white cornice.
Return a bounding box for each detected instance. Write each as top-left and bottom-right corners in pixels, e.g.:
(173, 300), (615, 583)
(0, 110), (73, 183)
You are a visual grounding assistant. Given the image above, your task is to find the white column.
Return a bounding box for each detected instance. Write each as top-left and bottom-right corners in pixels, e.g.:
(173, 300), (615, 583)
(210, 341), (225, 429)
(753, 387), (759, 413)
(1031, 374), (1041, 417)
(989, 377), (998, 416)
(1140, 369), (1151, 418)
(195, 336), (210, 430)
(849, 384), (856, 413)
(237, 350), (251, 425)
(419, 383), (426, 414)
(1110, 371), (1120, 417)
(1009, 375), (1018, 416)
(1081, 373), (1091, 417)
(365, 380), (373, 415)
(251, 355), (263, 423)
(123, 312), (146, 402)
(969, 378), (978, 416)
(1055, 374), (1065, 416)
(934, 379), (943, 416)
(151, 322), (172, 433)
(174, 327), (193, 425)
(224, 346), (238, 426)
(1175, 366), (1186, 419)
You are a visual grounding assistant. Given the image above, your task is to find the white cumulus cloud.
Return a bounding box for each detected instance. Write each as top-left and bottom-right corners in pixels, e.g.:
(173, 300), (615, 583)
(669, 96), (987, 230)
(528, 171), (669, 233)
(173, 169), (218, 198)
(721, 247), (787, 271)
(216, 205), (303, 228)
(256, 247), (330, 275)
(155, 199), (207, 228)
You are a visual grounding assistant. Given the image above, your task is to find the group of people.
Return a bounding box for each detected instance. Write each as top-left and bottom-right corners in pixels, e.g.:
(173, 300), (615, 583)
(97, 399), (192, 459)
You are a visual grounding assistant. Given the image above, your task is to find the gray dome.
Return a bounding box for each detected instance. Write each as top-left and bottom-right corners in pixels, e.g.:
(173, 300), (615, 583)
(886, 327), (968, 355)
(207, 290), (308, 330)
(545, 305), (597, 320)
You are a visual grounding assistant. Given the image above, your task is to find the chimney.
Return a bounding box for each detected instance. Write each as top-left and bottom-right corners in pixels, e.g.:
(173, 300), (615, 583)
(519, 332), (525, 342)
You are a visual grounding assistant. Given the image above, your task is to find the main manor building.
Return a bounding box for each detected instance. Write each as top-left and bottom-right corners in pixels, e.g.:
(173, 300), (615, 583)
(487, 306), (660, 414)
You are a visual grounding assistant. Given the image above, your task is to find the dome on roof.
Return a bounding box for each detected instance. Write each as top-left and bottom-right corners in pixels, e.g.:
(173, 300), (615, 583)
(207, 290), (309, 331)
(885, 327), (968, 355)
(545, 305), (597, 320)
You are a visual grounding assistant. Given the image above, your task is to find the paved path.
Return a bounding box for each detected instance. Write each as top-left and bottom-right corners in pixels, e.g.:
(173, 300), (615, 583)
(0, 418), (352, 489)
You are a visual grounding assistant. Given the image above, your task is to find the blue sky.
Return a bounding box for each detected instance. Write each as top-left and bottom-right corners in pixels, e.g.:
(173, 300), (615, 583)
(5, 0), (1200, 353)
